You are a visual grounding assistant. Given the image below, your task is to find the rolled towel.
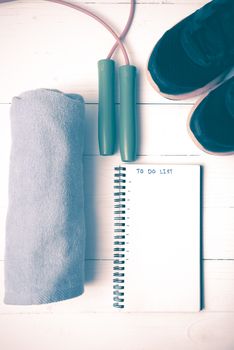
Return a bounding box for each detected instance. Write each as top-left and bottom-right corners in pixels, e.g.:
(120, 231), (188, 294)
(4, 89), (86, 305)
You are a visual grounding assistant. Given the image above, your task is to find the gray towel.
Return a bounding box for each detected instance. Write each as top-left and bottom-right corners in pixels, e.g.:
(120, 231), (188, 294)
(4, 89), (86, 305)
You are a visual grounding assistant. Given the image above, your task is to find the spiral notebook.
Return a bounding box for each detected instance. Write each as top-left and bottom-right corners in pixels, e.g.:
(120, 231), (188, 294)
(113, 164), (201, 312)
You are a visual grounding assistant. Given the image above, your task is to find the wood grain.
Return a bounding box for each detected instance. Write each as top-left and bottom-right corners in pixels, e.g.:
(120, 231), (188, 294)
(0, 1), (210, 103)
(0, 1), (234, 349)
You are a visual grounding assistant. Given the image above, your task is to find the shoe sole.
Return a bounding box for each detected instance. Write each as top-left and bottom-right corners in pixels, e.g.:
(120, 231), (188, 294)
(187, 92), (234, 156)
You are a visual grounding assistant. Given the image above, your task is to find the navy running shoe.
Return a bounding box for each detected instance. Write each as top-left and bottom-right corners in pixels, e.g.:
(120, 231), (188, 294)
(148, 0), (234, 100)
(188, 77), (234, 154)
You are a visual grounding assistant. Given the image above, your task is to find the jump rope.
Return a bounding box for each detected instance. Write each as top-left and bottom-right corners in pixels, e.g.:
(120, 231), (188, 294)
(1, 0), (137, 162)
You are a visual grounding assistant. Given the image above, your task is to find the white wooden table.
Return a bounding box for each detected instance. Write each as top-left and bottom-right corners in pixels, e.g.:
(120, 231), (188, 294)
(0, 1), (234, 349)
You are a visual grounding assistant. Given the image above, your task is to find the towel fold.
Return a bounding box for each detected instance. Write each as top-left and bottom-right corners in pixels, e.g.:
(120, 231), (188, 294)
(4, 88), (86, 305)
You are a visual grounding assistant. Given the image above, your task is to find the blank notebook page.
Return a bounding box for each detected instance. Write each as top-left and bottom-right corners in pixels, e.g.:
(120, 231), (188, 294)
(113, 164), (201, 312)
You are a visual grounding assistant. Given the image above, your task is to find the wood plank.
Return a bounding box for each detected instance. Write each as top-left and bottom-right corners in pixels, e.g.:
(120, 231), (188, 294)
(0, 101), (224, 159)
(84, 104), (201, 156)
(0, 311), (233, 350)
(204, 208), (234, 259)
(1, 260), (234, 313)
(0, 0), (209, 4)
(0, 1), (210, 103)
(0, 103), (209, 157)
(205, 260), (234, 312)
(2, 101), (234, 162)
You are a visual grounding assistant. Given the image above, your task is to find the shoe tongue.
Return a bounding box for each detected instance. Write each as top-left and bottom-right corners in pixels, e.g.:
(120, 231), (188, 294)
(181, 1), (234, 67)
(225, 79), (234, 118)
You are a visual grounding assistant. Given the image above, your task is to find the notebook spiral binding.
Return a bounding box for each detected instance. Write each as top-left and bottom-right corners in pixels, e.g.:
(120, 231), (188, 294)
(113, 166), (127, 309)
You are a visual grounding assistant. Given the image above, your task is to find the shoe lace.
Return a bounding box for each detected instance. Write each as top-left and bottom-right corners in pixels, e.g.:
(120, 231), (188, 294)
(189, 1), (234, 65)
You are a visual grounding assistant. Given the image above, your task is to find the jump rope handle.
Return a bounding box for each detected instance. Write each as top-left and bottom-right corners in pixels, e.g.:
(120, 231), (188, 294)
(119, 64), (137, 162)
(98, 59), (137, 162)
(98, 59), (116, 156)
